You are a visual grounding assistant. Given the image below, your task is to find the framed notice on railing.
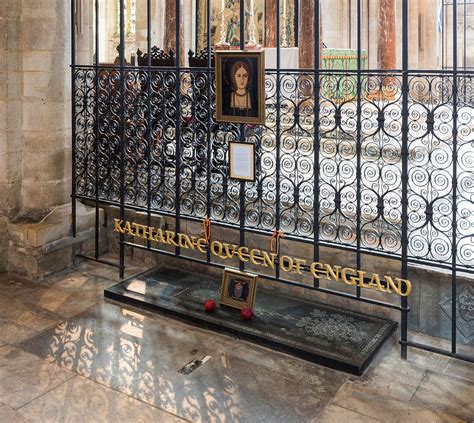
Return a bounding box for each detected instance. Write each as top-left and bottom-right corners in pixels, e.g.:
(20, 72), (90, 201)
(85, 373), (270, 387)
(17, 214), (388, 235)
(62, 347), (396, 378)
(229, 142), (255, 182)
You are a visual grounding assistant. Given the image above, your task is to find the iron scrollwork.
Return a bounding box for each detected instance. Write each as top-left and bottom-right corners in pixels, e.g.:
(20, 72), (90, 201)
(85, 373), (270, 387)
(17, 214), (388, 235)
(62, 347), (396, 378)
(73, 67), (474, 273)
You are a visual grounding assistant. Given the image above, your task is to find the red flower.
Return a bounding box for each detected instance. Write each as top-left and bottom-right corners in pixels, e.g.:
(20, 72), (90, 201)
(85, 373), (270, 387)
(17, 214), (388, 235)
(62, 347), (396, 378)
(241, 308), (254, 321)
(204, 299), (216, 313)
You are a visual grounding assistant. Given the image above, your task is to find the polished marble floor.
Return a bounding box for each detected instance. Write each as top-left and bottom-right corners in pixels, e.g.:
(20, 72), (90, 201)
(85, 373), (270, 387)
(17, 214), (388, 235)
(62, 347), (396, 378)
(0, 258), (473, 422)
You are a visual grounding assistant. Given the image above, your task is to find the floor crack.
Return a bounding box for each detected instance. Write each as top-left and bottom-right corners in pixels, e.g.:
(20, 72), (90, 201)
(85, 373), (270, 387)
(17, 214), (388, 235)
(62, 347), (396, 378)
(409, 370), (427, 402)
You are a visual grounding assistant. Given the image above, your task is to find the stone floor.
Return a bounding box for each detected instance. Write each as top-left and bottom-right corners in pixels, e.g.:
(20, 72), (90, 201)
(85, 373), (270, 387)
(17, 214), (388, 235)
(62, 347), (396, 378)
(0, 258), (472, 422)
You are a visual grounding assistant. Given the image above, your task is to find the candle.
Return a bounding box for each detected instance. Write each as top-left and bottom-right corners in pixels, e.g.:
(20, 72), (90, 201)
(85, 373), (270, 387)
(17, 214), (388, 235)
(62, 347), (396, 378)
(281, 0), (288, 47)
(217, 0), (230, 47)
(247, 0), (258, 47)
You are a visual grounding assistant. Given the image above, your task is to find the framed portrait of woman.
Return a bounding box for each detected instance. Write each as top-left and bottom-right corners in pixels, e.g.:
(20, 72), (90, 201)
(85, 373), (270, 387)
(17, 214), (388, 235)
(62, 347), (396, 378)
(220, 268), (258, 310)
(215, 50), (265, 125)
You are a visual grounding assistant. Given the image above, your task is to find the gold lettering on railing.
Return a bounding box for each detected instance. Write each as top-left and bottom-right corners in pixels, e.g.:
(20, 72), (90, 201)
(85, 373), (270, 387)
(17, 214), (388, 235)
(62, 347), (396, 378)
(113, 219), (412, 297)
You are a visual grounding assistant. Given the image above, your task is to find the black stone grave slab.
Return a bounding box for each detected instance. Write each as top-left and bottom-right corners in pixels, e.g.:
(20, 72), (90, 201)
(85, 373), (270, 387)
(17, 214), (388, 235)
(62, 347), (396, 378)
(105, 267), (397, 375)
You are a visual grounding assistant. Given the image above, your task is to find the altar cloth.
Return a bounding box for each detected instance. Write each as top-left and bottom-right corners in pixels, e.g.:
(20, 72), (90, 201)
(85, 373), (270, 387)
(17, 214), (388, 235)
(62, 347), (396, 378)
(264, 47), (299, 69)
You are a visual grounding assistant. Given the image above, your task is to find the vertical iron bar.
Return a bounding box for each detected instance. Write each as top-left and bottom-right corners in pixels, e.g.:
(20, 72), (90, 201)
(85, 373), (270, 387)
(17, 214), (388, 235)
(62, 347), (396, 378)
(366, 1), (369, 62)
(71, 0), (77, 238)
(195, 0), (199, 52)
(175, 0), (182, 256)
(146, 0), (152, 250)
(119, 0), (126, 278)
(94, 0), (100, 259)
(240, 0), (246, 48)
(451, 0), (458, 355)
(349, 0), (352, 48)
(238, 0), (246, 272)
(356, 0), (362, 298)
(275, 0), (281, 279)
(294, 0), (299, 47)
(400, 0), (410, 360)
(313, 0), (320, 288)
(159, 17), (167, 224)
(442, 0), (444, 69)
(206, 0), (212, 263)
(464, 0), (467, 70)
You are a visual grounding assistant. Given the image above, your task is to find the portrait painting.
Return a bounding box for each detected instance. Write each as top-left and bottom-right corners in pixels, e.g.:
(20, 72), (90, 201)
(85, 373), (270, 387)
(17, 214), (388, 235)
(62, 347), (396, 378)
(220, 268), (258, 310)
(228, 278), (250, 302)
(216, 50), (265, 125)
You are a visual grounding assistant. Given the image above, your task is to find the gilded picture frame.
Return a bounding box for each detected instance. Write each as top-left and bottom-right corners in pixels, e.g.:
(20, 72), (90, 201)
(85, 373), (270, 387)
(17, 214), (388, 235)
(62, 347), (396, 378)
(215, 50), (265, 125)
(220, 268), (258, 310)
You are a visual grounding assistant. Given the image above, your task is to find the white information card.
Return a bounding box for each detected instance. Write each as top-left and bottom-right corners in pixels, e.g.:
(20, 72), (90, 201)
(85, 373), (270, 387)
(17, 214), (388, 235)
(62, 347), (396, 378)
(229, 142), (255, 181)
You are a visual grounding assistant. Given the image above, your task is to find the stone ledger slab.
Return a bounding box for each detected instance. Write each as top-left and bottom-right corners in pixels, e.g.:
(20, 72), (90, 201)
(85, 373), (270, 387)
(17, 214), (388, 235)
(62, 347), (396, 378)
(105, 267), (397, 375)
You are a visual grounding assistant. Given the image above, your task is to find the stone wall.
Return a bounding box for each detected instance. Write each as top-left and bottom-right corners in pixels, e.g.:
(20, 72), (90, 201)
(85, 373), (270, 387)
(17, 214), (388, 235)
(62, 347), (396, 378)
(21, 0), (72, 212)
(0, 0), (22, 219)
(0, 0), (99, 277)
(0, 0), (23, 272)
(0, 0), (71, 215)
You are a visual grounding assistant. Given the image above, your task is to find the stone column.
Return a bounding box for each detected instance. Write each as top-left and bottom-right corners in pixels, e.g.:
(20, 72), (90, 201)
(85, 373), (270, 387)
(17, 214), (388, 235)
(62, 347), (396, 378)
(378, 0), (396, 70)
(75, 0), (94, 65)
(418, 0), (437, 70)
(164, 0), (185, 64)
(265, 0), (277, 47)
(0, 2), (22, 221)
(21, 0), (72, 210)
(135, 1), (148, 50)
(299, 0), (317, 68)
(368, 0), (379, 69)
(0, 0), (101, 279)
(409, 0), (419, 69)
(0, 1), (23, 271)
(299, 0), (314, 68)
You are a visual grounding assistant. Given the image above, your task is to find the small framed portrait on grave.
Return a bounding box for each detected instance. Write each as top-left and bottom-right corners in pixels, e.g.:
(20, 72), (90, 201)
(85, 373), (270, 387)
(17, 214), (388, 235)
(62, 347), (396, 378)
(229, 141), (255, 181)
(215, 50), (265, 125)
(220, 268), (258, 310)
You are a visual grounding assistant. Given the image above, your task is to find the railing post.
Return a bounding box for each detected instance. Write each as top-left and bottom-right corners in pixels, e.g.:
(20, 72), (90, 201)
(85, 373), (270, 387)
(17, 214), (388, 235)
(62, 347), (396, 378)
(313, 0), (320, 287)
(71, 0), (77, 238)
(451, 0), (458, 356)
(400, 0), (409, 360)
(119, 0), (126, 279)
(205, 0), (212, 264)
(275, 0), (281, 279)
(175, 0), (182, 257)
(146, 0), (152, 251)
(238, 0), (247, 272)
(94, 0), (100, 260)
(356, 0), (362, 298)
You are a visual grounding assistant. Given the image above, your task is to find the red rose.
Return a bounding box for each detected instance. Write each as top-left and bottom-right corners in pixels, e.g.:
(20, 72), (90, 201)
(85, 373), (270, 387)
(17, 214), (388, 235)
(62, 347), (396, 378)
(204, 300), (216, 313)
(241, 308), (254, 321)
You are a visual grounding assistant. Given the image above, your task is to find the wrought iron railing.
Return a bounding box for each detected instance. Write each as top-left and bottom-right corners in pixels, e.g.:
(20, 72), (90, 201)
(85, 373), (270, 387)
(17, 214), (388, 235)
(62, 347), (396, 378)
(71, 0), (474, 364)
(73, 67), (474, 273)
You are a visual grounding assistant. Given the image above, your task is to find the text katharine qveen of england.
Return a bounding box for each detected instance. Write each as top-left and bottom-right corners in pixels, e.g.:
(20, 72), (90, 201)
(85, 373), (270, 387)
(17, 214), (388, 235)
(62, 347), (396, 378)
(114, 219), (412, 297)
